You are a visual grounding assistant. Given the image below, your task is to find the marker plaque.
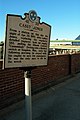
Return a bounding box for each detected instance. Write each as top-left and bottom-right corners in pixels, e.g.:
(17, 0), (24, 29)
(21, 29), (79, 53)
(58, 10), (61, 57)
(4, 10), (51, 68)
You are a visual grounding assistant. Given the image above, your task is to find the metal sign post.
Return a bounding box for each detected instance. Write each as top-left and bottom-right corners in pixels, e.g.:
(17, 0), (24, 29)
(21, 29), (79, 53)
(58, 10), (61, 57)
(4, 10), (51, 69)
(4, 10), (51, 120)
(24, 69), (32, 120)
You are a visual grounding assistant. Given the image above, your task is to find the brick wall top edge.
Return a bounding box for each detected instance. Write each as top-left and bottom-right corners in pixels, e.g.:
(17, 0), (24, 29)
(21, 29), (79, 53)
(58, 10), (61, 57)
(49, 54), (69, 58)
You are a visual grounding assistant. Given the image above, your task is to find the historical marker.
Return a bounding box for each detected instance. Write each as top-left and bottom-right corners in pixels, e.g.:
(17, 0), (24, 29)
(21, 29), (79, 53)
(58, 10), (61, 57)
(4, 10), (51, 68)
(4, 10), (51, 120)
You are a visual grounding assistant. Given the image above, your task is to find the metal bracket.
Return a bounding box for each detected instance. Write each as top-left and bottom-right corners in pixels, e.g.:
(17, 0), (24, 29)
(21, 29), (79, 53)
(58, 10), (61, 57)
(24, 70), (31, 78)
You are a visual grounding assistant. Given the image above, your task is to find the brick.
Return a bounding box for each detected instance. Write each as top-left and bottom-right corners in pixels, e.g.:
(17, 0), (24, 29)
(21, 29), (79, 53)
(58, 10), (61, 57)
(0, 54), (80, 109)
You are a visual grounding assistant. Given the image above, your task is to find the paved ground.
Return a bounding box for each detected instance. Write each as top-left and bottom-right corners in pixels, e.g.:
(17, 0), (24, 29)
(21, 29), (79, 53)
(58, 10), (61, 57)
(1, 73), (80, 120)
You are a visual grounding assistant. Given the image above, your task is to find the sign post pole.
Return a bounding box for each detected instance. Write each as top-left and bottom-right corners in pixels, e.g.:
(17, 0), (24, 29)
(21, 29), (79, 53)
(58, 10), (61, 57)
(24, 69), (32, 120)
(4, 10), (51, 120)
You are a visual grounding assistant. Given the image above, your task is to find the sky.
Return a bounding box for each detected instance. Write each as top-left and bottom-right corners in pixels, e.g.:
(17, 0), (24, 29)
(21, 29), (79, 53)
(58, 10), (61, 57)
(0, 0), (80, 41)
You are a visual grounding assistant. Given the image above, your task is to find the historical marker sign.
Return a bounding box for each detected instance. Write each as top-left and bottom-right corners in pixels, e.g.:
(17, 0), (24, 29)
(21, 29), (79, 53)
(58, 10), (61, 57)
(4, 10), (51, 68)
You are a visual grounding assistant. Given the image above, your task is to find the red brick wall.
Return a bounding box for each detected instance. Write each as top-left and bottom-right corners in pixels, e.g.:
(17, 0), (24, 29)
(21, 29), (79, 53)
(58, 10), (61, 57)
(71, 53), (80, 74)
(0, 68), (24, 110)
(0, 53), (80, 110)
(31, 54), (70, 93)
